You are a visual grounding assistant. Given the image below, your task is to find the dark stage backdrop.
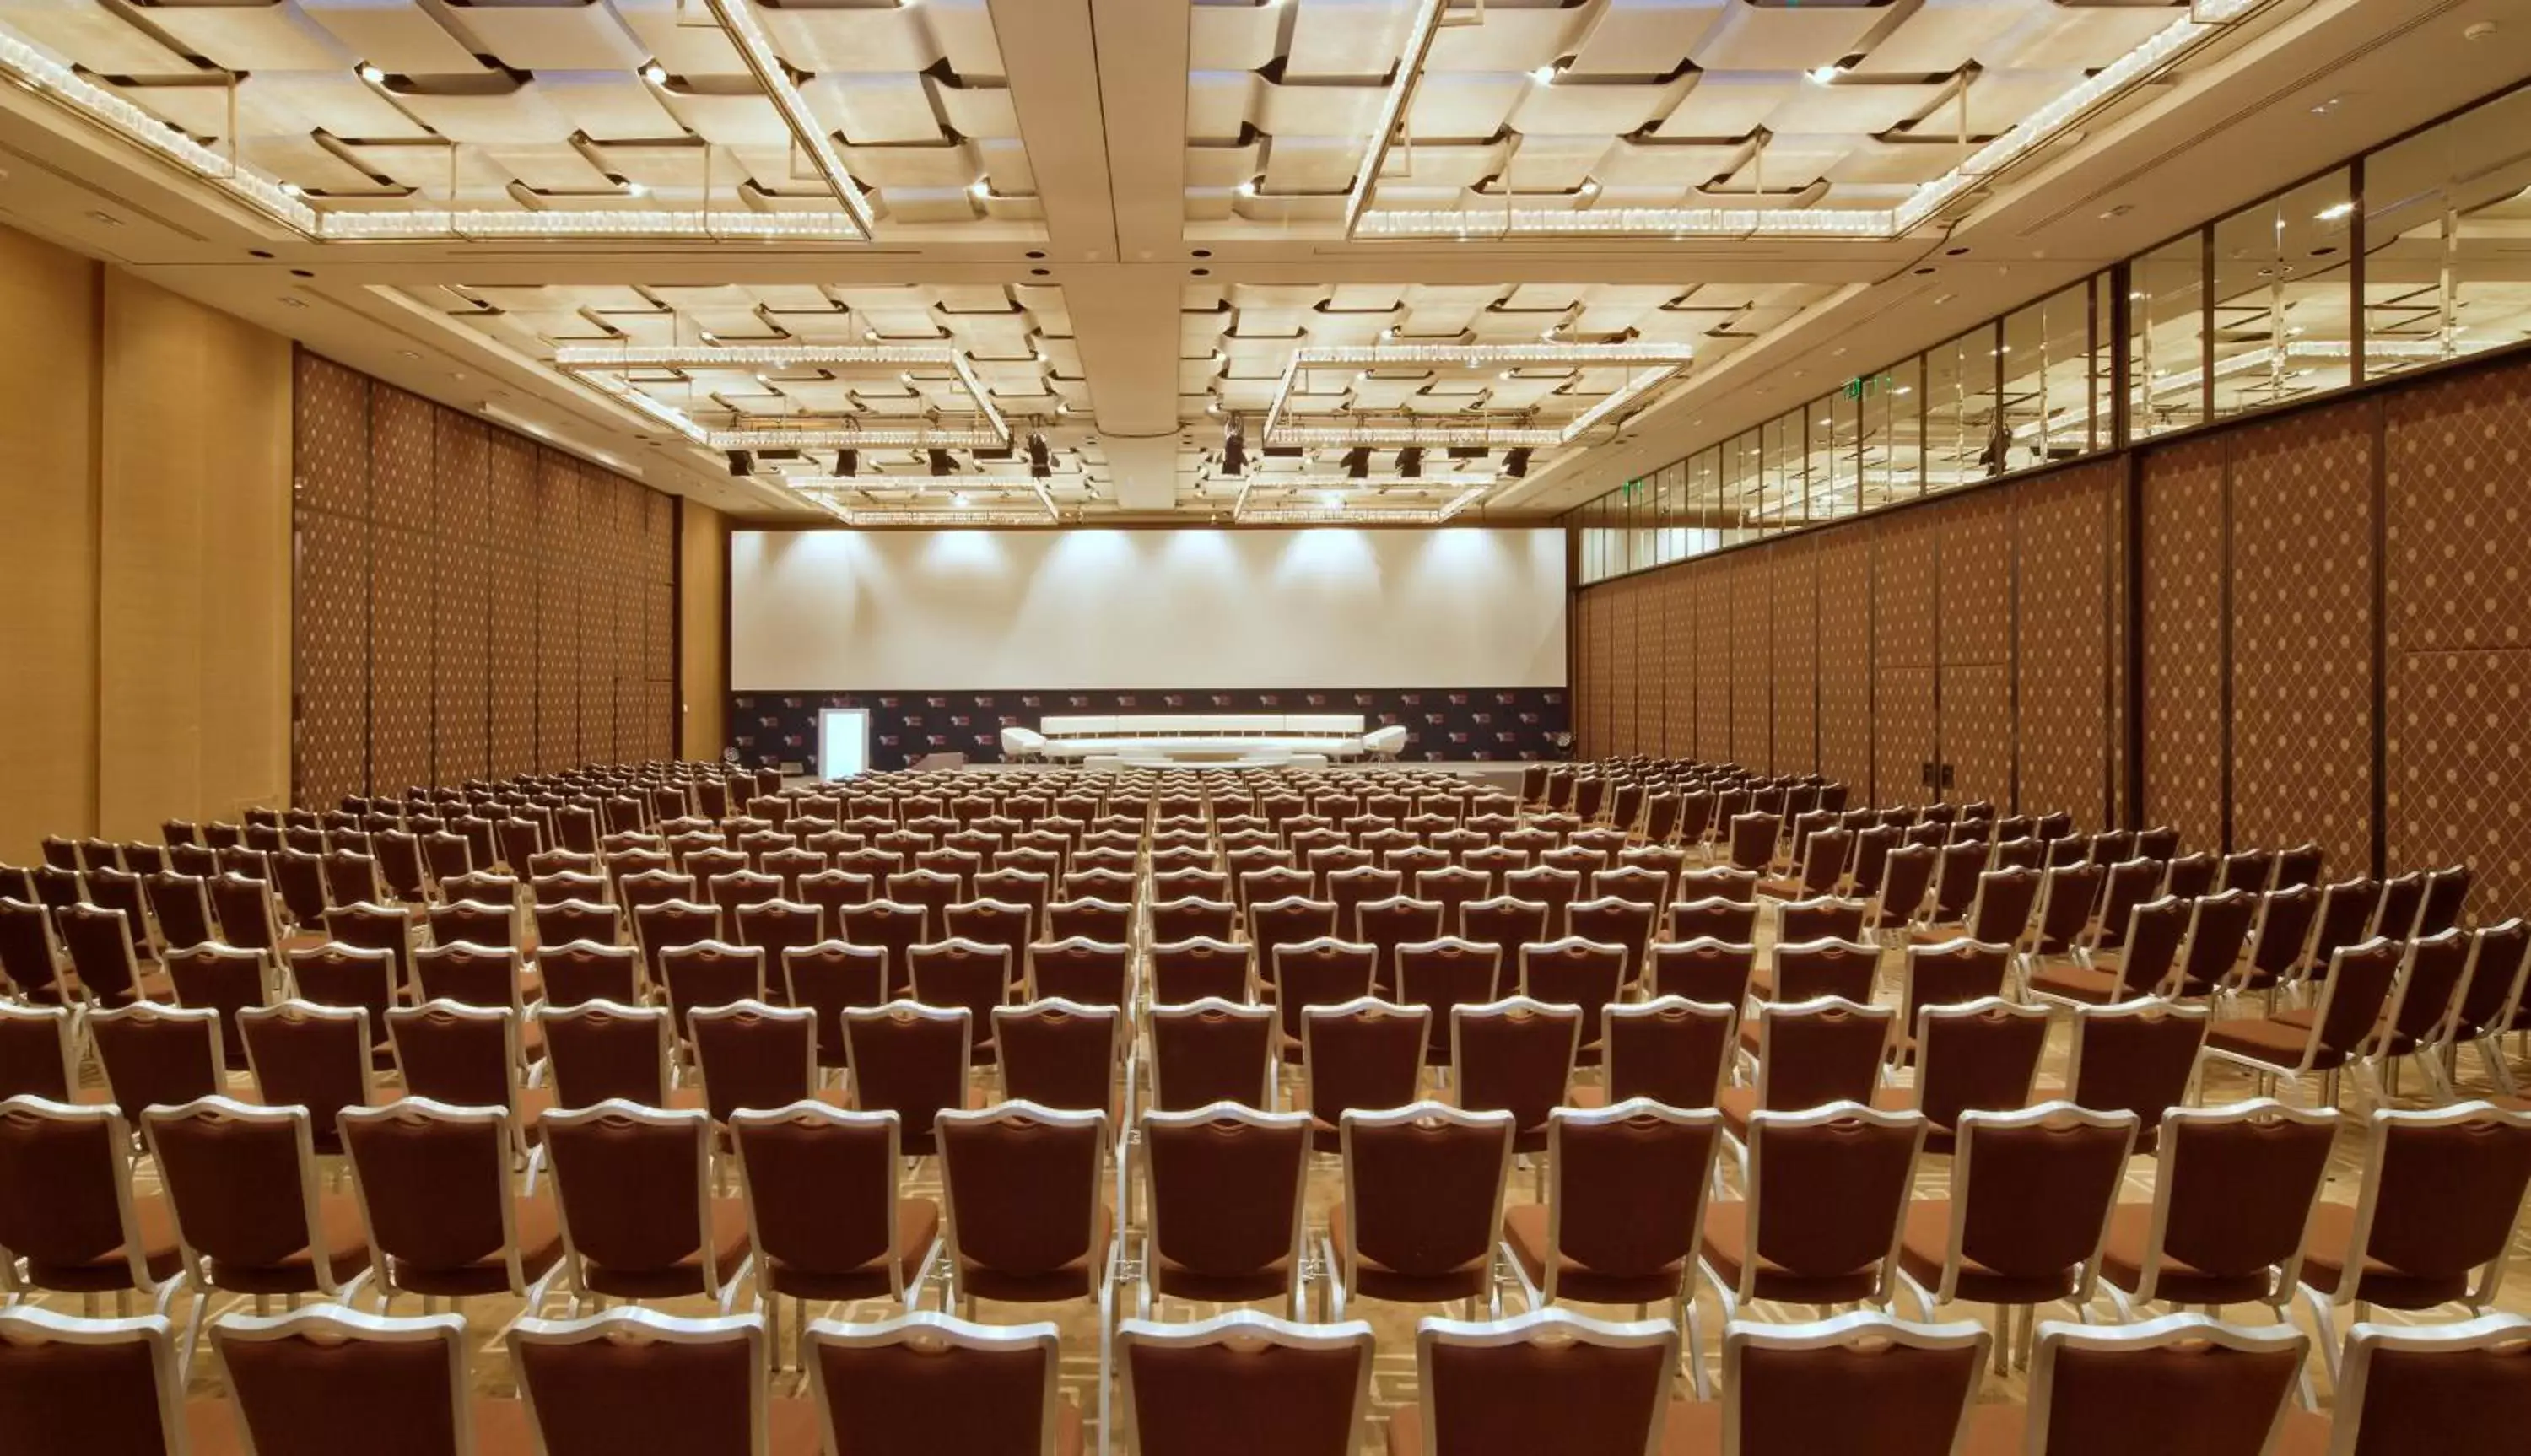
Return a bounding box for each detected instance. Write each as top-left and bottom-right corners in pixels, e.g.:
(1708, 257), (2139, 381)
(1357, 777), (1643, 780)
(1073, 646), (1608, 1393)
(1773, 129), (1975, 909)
(726, 687), (1571, 770)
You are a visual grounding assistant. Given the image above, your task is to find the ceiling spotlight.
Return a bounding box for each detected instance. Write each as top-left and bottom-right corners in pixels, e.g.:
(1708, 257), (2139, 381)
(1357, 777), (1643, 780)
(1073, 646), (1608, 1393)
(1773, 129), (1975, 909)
(1342, 447), (1371, 480)
(1396, 446), (1423, 479)
(951, 492), (970, 509)
(1222, 423), (1247, 477)
(2316, 201), (2354, 221)
(639, 62), (667, 84)
(726, 450), (754, 477)
(280, 181), (304, 197)
(1529, 64), (1557, 85)
(1805, 64), (1842, 84)
(1027, 433), (1051, 479)
(357, 63), (386, 84)
(624, 181), (648, 197)
(1503, 447), (1532, 478)
(929, 448), (955, 477)
(1322, 491), (1345, 510)
(1237, 180), (1258, 197)
(969, 179), (991, 198)
(835, 449), (858, 477)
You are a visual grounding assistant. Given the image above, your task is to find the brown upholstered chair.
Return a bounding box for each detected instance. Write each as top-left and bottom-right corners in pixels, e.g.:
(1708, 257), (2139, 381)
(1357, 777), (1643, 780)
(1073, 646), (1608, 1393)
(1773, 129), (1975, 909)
(691, 1000), (841, 1128)
(141, 871), (217, 956)
(728, 1103), (942, 1366)
(143, 1097), (371, 1367)
(1327, 1102), (1513, 1322)
(2058, 998), (2209, 1152)
(1136, 1104), (1313, 1318)
(909, 939), (1015, 1067)
(1517, 937), (1627, 1062)
(806, 1313), (1079, 1456)
(542, 1100), (749, 1310)
(1145, 936), (1249, 1006)
(768, 941), (882, 1082)
(1987, 1314), (2307, 1456)
(2097, 1097), (2334, 1323)
(1716, 997), (1895, 1146)
(1395, 938), (1501, 1066)
(1119, 1311), (1374, 1456)
(536, 1000), (684, 1114)
(2032, 895), (2192, 1006)
(2311, 1313), (2531, 1456)
(1147, 999), (1275, 1113)
(511, 1308), (812, 1455)
(2199, 937), (2406, 1105)
(1028, 937), (1130, 1008)
(836, 899), (931, 998)
(1868, 844), (1939, 942)
(1449, 997), (1580, 1162)
(1692, 1312), (1992, 1455)
(1503, 1101), (1723, 1394)
(1697, 1103), (1925, 1340)
(1505, 865), (1582, 940)
(1893, 1103), (2137, 1372)
(426, 897), (517, 952)
(1270, 937), (1377, 1062)
(237, 1000), (376, 1156)
(2453, 919), (2531, 1096)
(2369, 927), (2474, 1100)
(1300, 999), (1430, 1154)
(995, 999), (1124, 1119)
(536, 940), (641, 1009)
(842, 1002), (973, 1157)
(637, 901), (730, 1006)
(657, 939), (768, 1045)
(0, 1306), (210, 1453)
(0, 1005), (83, 1103)
(1874, 998), (2051, 1155)
(2295, 1101), (2531, 1389)
(0, 1097), (184, 1315)
(1045, 898), (1131, 947)
(386, 1000), (529, 1128)
(340, 1097), (564, 1310)
(533, 898), (622, 953)
(1355, 896), (1444, 1000)
(88, 1003), (223, 1123)
(1392, 1307), (1684, 1456)
(796, 871), (877, 939)
(1649, 937), (1757, 1006)
(731, 900), (826, 990)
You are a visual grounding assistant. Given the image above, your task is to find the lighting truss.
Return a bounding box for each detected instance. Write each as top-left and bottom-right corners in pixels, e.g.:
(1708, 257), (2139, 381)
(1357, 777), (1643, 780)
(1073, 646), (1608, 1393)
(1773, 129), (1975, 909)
(1260, 341), (1695, 448)
(791, 476), (1059, 525)
(1341, 0), (2280, 242)
(553, 343), (1012, 450)
(0, 3), (872, 243)
(1233, 483), (1491, 526)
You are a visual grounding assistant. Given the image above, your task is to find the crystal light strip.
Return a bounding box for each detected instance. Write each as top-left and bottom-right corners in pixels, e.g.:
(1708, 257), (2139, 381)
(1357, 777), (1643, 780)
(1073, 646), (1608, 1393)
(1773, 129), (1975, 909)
(1261, 339), (1688, 446)
(1344, 0), (2280, 242)
(1341, 0), (1448, 238)
(556, 344), (968, 370)
(1233, 484), (1489, 526)
(707, 426), (1014, 450)
(318, 208), (864, 241)
(1266, 423), (1568, 449)
(784, 474), (1060, 490)
(1212, 473), (1496, 490)
(1295, 342), (1697, 368)
(699, 0), (874, 237)
(556, 342), (1015, 452)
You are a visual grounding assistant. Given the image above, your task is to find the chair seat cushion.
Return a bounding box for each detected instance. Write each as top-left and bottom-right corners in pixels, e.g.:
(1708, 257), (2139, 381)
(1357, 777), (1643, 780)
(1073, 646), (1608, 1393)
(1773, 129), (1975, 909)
(207, 1193), (372, 1294)
(1697, 1201), (1882, 1308)
(2096, 1202), (2275, 1307)
(957, 1203), (1112, 1305)
(1897, 1198), (2080, 1306)
(391, 1196), (568, 1298)
(1387, 1397), (1714, 1455)
(1500, 1202), (1684, 1306)
(2028, 966), (2125, 1005)
(2203, 1017), (2336, 1071)
(768, 1197), (942, 1302)
(579, 1197), (752, 1300)
(2295, 1200), (2468, 1309)
(23, 1193), (186, 1292)
(1326, 1200), (1490, 1307)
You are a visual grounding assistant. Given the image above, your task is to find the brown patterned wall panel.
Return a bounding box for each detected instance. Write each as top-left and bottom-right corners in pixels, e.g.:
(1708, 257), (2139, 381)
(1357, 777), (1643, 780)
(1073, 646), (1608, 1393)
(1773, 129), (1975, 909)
(582, 464), (623, 764)
(2140, 438), (2226, 850)
(1772, 537), (1816, 776)
(2230, 406), (2374, 873)
(1874, 510), (1939, 671)
(1937, 491), (2011, 666)
(1573, 591), (1598, 756)
(294, 356), (369, 520)
(1944, 665), (2012, 807)
(609, 472), (646, 763)
(485, 434), (539, 778)
(2388, 653), (2531, 921)
(534, 450), (581, 770)
(366, 386), (436, 794)
(1877, 666), (1936, 801)
(1730, 552), (1772, 769)
(293, 508), (367, 809)
(1635, 576), (1664, 755)
(1661, 572), (1696, 758)
(2016, 463), (2118, 828)
(2107, 476), (2131, 829)
(1696, 566), (1733, 760)
(430, 410), (490, 784)
(1815, 526), (1874, 797)
(1609, 580), (1640, 757)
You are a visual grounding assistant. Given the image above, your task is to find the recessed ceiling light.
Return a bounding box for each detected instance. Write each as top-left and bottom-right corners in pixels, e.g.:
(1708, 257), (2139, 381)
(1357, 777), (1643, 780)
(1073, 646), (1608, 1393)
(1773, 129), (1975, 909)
(1529, 64), (1557, 85)
(278, 296), (306, 309)
(397, 350), (420, 360)
(640, 62), (667, 84)
(1805, 65), (1842, 85)
(624, 181), (647, 197)
(2097, 204), (2131, 219)
(357, 64), (385, 84)
(951, 492), (970, 508)
(2315, 201), (2354, 221)
(1322, 491), (1344, 510)
(84, 210), (121, 226)
(1237, 180), (1258, 197)
(969, 179), (990, 198)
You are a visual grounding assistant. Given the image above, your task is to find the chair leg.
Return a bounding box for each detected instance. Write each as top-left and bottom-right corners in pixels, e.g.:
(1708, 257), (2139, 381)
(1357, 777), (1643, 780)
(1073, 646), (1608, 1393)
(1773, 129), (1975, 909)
(1678, 1293), (1710, 1401)
(2296, 1285), (2341, 1396)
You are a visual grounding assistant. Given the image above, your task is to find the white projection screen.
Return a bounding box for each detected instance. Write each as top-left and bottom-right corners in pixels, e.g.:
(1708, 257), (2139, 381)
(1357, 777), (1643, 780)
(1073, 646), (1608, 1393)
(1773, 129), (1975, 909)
(730, 527), (1567, 691)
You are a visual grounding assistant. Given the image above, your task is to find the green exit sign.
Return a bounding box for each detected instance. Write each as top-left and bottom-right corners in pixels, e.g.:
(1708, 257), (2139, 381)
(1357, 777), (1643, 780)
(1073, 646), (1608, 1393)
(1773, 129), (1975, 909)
(1842, 371), (1897, 401)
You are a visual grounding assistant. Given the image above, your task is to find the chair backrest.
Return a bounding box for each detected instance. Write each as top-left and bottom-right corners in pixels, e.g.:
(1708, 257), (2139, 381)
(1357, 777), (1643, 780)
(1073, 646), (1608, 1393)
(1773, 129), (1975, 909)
(1119, 1312), (1374, 1456)
(2329, 1314), (2531, 1456)
(340, 1098), (524, 1299)
(841, 1003), (973, 1152)
(2131, 1099), (2336, 1306)
(1741, 1103), (1925, 1299)
(0, 1097), (156, 1296)
(510, 1308), (764, 1456)
(1148, 999), (1275, 1112)
(2064, 1000), (2208, 1140)
(2388, 927), (2473, 1044)
(2456, 918), (2531, 1038)
(727, 1103), (909, 1298)
(2307, 937), (2408, 1063)
(1413, 1309), (1678, 1456)
(1898, 939), (2012, 1027)
(2371, 871), (2428, 941)
(1723, 1312), (1988, 1456)
(238, 1000), (375, 1151)
(1338, 1103), (1514, 1286)
(1928, 1103), (2136, 1306)
(993, 1000), (1120, 1114)
(2310, 877), (2385, 972)
(87, 1002), (222, 1117)
(658, 938), (768, 1035)
(690, 1001), (817, 1124)
(541, 1102), (723, 1297)
(936, 1103), (1107, 1286)
(0, 1005), (77, 1102)
(1140, 1105), (1311, 1296)
(1649, 937), (1756, 1006)
(1769, 936), (1880, 1005)
(1601, 997), (1735, 1110)
(1912, 999), (2051, 1131)
(2325, 1102), (2531, 1308)
(0, 1307), (187, 1456)
(1754, 998), (1894, 1111)
(412, 941), (526, 1013)
(537, 1000), (672, 1108)
(536, 940), (641, 1009)
(386, 1001), (519, 1113)
(1516, 936), (1628, 1049)
(1300, 999), (1429, 1135)
(1450, 998), (1581, 1141)
(806, 1313), (1060, 1456)
(142, 1097), (335, 1289)
(2025, 1314), (2307, 1456)
(1541, 1102), (1720, 1301)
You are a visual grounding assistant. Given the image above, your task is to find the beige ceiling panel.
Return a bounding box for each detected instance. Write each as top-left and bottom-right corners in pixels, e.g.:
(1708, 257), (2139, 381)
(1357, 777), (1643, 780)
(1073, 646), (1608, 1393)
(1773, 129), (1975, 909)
(441, 1), (649, 71)
(844, 147), (978, 188)
(921, 0), (1005, 79)
(1849, 0), (2028, 76)
(485, 143), (622, 192)
(1422, 4), (1576, 72)
(1653, 72), (1790, 138)
(591, 140), (715, 191)
(1499, 283), (1583, 311)
(1571, 284), (1690, 334)
(1762, 78), (1948, 135)
(1508, 80), (1676, 137)
(828, 287), (943, 337)
(1284, 0), (1419, 80)
(140, 3), (353, 71)
(1406, 73), (1525, 139)
(386, 84), (572, 146)
(1986, 3), (2183, 70)
(1179, 359), (1226, 393)
(1713, 137), (1858, 191)
(240, 133), (402, 193)
(1594, 137), (1746, 187)
(611, 0), (749, 76)
(754, 5), (937, 73)
(1261, 134), (1368, 193)
(1185, 143), (1263, 189)
(1945, 67), (2087, 134)
(1397, 284), (1512, 336)
(1823, 136), (1973, 184)
(3, 0), (197, 76)
(974, 136), (1034, 192)
(656, 89), (790, 147)
(1501, 133), (1618, 193)
(297, 0), (487, 74)
(1187, 0), (1280, 71)
(1692, 2), (1882, 70)
(936, 82), (1018, 138)
(1568, 0), (1725, 78)
(235, 72), (434, 139)
(804, 74), (947, 145)
(534, 72), (686, 140)
(946, 315), (1037, 359)
(1255, 78), (1387, 138)
(1370, 140), (1508, 191)
(327, 138), (500, 197)
(1184, 71), (1260, 143)
(878, 187), (991, 222)
(107, 80), (240, 142)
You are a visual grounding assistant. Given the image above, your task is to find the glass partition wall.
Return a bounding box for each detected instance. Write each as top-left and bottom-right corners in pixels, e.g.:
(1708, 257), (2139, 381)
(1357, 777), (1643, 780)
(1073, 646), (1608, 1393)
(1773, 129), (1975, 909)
(1571, 82), (2531, 584)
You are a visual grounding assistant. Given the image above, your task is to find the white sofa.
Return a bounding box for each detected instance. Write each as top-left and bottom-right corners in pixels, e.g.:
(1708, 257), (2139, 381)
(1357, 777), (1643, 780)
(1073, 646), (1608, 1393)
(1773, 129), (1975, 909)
(1004, 712), (1389, 763)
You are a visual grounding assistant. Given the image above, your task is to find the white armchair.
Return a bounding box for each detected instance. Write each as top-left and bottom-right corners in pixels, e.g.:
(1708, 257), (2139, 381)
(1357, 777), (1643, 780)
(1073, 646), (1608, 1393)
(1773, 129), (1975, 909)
(1361, 725), (1409, 760)
(1000, 725), (1049, 761)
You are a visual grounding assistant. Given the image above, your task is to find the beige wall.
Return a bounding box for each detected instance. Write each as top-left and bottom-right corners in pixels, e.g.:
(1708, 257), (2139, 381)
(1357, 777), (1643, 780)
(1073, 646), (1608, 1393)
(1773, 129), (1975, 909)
(679, 500), (727, 760)
(0, 225), (294, 859)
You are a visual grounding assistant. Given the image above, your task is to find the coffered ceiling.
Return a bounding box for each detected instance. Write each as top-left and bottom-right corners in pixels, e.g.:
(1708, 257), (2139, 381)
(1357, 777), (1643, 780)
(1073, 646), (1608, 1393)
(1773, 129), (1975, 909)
(0, 0), (2520, 521)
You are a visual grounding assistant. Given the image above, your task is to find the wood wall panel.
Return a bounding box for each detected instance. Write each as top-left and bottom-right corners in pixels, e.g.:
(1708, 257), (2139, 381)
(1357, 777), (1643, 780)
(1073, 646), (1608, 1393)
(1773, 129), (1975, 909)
(366, 387), (436, 793)
(1730, 553), (1772, 768)
(291, 358), (371, 813)
(534, 451), (582, 770)
(431, 413), (490, 784)
(486, 434), (540, 777)
(2229, 408), (2374, 874)
(1659, 574), (1693, 757)
(2386, 354), (2531, 917)
(678, 501), (725, 760)
(2016, 463), (2119, 827)
(1610, 580), (1641, 757)
(1944, 666), (2013, 806)
(1772, 538), (1816, 776)
(1695, 568), (1732, 758)
(1815, 527), (1875, 798)
(1875, 511), (1939, 799)
(2140, 438), (2226, 849)
(1877, 667), (1936, 801)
